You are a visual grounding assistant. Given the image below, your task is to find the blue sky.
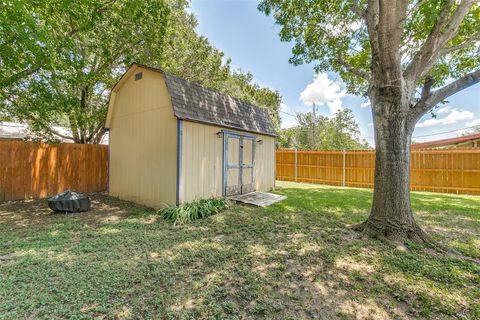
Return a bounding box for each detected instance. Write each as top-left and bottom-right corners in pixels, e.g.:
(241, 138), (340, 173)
(190, 0), (480, 146)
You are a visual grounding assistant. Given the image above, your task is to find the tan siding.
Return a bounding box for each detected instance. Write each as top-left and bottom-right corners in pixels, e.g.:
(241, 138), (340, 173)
(109, 68), (177, 207)
(180, 121), (275, 203)
(254, 134), (276, 192)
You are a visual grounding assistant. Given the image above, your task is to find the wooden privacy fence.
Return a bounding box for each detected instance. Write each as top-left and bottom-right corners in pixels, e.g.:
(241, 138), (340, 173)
(276, 148), (480, 195)
(0, 141), (108, 201)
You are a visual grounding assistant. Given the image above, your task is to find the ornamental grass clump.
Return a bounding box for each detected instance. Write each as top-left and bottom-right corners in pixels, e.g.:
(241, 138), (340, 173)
(160, 198), (229, 225)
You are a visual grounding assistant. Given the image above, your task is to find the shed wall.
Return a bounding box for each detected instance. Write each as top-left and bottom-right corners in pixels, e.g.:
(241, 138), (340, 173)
(180, 121), (275, 203)
(109, 68), (177, 207)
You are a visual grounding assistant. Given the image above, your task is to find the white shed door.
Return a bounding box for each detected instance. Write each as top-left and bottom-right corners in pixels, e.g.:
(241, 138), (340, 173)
(224, 133), (255, 196)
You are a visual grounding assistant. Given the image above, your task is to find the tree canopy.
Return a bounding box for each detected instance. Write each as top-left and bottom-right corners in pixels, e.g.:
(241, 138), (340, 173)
(278, 109), (369, 150)
(259, 0), (480, 99)
(0, 0), (281, 143)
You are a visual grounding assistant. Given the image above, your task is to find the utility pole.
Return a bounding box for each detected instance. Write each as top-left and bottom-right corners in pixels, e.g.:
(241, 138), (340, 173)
(312, 102), (316, 149)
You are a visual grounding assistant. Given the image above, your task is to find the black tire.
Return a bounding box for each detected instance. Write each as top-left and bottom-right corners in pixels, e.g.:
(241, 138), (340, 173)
(48, 191), (91, 213)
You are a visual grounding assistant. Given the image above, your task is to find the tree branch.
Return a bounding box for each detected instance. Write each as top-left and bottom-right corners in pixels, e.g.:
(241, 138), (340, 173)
(46, 126), (75, 142)
(439, 32), (480, 56)
(23, 113), (75, 142)
(365, 0), (380, 58)
(411, 69), (480, 120)
(336, 56), (371, 80)
(404, 0), (475, 83)
(420, 76), (435, 100)
(0, 62), (44, 87)
(93, 127), (107, 144)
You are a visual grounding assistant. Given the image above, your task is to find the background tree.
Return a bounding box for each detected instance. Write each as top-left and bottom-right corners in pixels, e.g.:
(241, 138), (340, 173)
(278, 109), (369, 150)
(260, 0), (480, 243)
(0, 0), (281, 143)
(1, 0), (171, 143)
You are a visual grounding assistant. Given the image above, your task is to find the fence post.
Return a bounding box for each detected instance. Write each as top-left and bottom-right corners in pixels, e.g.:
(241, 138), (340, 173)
(342, 149), (346, 187)
(294, 148), (298, 182)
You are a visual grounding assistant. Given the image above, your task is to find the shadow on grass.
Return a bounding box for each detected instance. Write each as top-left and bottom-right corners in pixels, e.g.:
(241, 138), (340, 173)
(0, 183), (479, 319)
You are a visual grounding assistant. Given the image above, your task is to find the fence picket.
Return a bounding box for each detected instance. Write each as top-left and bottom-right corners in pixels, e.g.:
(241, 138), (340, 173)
(0, 141), (108, 201)
(276, 148), (480, 195)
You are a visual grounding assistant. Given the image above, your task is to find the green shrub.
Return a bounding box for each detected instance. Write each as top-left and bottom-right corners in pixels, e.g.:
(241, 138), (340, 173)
(160, 198), (229, 225)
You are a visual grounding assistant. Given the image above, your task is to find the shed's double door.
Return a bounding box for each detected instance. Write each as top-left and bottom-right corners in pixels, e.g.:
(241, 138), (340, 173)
(224, 133), (255, 196)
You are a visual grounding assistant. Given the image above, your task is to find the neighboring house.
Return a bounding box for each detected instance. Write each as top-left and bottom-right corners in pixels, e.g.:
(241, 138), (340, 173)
(0, 122), (28, 140)
(0, 122), (109, 144)
(412, 133), (480, 149)
(105, 63), (276, 207)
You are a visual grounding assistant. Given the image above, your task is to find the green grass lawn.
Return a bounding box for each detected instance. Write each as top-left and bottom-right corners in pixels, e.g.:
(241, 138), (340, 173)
(0, 181), (479, 319)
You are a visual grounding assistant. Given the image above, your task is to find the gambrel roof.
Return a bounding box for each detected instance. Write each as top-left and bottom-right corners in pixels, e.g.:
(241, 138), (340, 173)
(106, 63), (276, 136)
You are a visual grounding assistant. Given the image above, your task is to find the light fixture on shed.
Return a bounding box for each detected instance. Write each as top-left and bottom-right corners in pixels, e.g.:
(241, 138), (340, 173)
(257, 139), (263, 145)
(216, 131), (223, 138)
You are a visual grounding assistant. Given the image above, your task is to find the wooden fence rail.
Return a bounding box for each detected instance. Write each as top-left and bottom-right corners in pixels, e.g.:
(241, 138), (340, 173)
(0, 141), (108, 201)
(276, 148), (480, 195)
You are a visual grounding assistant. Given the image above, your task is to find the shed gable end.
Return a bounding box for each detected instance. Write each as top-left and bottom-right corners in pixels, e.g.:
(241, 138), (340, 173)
(107, 67), (178, 207)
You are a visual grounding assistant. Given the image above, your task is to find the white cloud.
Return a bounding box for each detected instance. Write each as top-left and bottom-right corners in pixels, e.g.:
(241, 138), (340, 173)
(327, 99), (343, 114)
(416, 108), (474, 128)
(280, 103), (289, 112)
(436, 107), (450, 114)
(467, 118), (480, 127)
(299, 73), (346, 115)
(360, 100), (371, 108)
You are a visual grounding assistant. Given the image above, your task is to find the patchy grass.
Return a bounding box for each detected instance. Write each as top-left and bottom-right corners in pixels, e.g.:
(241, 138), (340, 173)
(0, 182), (479, 319)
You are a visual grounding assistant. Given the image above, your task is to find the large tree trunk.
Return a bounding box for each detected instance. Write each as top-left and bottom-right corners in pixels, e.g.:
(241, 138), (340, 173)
(354, 93), (429, 244)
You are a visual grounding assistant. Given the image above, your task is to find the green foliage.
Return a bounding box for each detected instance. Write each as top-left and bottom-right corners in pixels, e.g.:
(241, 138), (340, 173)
(161, 198), (229, 225)
(277, 109), (370, 150)
(1, 0), (171, 143)
(0, 0), (281, 143)
(258, 0), (480, 94)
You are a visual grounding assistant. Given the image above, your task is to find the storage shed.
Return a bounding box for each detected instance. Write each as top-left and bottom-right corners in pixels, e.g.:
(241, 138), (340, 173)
(105, 63), (276, 207)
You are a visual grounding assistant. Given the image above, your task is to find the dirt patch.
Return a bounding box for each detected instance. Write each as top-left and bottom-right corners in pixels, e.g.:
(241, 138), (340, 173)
(0, 253), (16, 265)
(0, 193), (149, 231)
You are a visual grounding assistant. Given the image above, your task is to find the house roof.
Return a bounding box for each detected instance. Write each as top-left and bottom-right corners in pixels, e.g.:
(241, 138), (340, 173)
(0, 122), (27, 140)
(106, 63), (276, 136)
(0, 131), (26, 140)
(412, 133), (480, 149)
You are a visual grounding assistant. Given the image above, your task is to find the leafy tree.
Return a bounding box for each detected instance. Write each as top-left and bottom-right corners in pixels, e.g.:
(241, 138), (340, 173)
(1, 0), (281, 142)
(277, 109), (369, 150)
(1, 0), (171, 143)
(277, 127), (299, 148)
(260, 0), (480, 243)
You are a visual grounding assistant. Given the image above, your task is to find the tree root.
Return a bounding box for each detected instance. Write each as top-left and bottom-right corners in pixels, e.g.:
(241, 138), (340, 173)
(352, 219), (433, 246)
(352, 219), (480, 265)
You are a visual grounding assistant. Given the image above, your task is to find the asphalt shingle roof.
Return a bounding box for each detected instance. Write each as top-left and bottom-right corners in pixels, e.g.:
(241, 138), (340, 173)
(163, 73), (276, 137)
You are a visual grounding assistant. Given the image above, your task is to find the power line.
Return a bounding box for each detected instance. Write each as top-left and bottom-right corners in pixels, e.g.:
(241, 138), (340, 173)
(279, 110), (297, 118)
(413, 125), (480, 138)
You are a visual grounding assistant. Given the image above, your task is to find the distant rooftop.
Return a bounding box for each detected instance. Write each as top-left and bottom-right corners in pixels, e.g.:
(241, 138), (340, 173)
(412, 133), (480, 149)
(0, 122), (108, 144)
(0, 122), (28, 140)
